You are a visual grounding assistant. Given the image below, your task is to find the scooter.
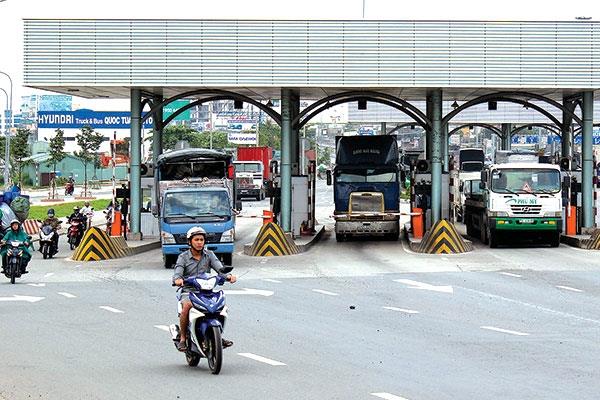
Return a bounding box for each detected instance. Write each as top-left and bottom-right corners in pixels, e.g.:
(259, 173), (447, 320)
(1, 239), (29, 284)
(65, 182), (74, 196)
(67, 219), (83, 250)
(169, 266), (233, 375)
(39, 223), (59, 259)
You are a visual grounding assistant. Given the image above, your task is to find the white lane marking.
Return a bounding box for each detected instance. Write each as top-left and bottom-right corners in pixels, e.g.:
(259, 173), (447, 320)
(154, 325), (171, 332)
(499, 272), (522, 278)
(262, 279), (282, 283)
(460, 286), (600, 326)
(224, 288), (274, 297)
(27, 283), (46, 287)
(556, 285), (583, 293)
(260, 260), (267, 264)
(371, 393), (410, 400)
(441, 257), (449, 261)
(99, 306), (124, 314)
(0, 295), (45, 303)
(237, 353), (286, 366)
(74, 264), (81, 268)
(44, 273), (55, 278)
(394, 279), (454, 294)
(312, 289), (339, 296)
(383, 307), (419, 314)
(57, 292), (77, 298)
(481, 326), (530, 336)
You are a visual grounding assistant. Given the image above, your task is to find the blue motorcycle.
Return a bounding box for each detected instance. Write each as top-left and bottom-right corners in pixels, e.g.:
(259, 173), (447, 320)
(169, 266), (233, 374)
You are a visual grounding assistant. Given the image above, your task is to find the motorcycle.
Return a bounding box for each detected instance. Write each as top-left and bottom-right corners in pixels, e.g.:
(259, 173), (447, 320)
(67, 219), (83, 250)
(169, 266), (234, 375)
(1, 239), (30, 284)
(39, 223), (59, 259)
(65, 182), (74, 196)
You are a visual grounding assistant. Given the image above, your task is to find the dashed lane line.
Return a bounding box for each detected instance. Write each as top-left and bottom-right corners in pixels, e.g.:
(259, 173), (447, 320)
(499, 272), (522, 278)
(312, 289), (339, 296)
(237, 353), (286, 366)
(99, 306), (124, 314)
(57, 292), (77, 298)
(371, 393), (410, 400)
(27, 283), (46, 287)
(556, 285), (583, 293)
(262, 279), (282, 283)
(383, 307), (419, 314)
(44, 273), (55, 278)
(480, 326), (530, 336)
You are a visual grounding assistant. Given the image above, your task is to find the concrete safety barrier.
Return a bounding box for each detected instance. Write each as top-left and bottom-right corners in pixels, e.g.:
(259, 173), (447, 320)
(248, 222), (299, 256)
(417, 219), (473, 254)
(585, 229), (600, 250)
(72, 227), (131, 261)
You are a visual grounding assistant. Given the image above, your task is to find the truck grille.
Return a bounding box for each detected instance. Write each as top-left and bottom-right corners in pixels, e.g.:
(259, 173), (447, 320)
(510, 205), (542, 215)
(349, 192), (383, 213)
(174, 232), (222, 244)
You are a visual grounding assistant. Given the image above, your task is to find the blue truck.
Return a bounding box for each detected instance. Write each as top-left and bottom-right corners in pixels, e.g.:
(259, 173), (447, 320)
(153, 149), (240, 268)
(327, 135), (401, 241)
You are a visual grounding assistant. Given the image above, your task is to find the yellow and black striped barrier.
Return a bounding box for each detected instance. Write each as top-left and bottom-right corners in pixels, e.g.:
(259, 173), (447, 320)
(249, 222), (299, 256)
(72, 227), (131, 261)
(585, 230), (600, 250)
(417, 219), (472, 254)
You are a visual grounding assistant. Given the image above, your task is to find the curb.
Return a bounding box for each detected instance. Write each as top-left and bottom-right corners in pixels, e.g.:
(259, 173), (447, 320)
(243, 224), (326, 256)
(127, 239), (161, 255)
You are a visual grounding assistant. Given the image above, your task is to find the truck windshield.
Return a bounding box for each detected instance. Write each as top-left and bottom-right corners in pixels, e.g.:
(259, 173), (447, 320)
(160, 161), (226, 180)
(164, 191), (231, 217)
(491, 168), (561, 194)
(234, 163), (262, 173)
(461, 161), (483, 172)
(336, 169), (397, 183)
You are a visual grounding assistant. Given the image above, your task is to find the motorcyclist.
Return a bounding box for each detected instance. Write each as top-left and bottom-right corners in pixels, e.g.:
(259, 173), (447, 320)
(68, 206), (84, 224)
(80, 201), (94, 230)
(42, 208), (61, 255)
(1, 220), (32, 274)
(172, 226), (237, 352)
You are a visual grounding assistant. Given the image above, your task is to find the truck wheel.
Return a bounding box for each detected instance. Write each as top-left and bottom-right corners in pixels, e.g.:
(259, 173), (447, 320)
(488, 228), (498, 248)
(480, 222), (488, 245)
(163, 255), (176, 269)
(221, 253), (233, 266)
(550, 232), (560, 248)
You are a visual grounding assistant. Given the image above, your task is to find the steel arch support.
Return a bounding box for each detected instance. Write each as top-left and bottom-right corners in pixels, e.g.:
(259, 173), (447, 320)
(447, 123), (503, 139)
(141, 89), (282, 127)
(510, 124), (561, 138)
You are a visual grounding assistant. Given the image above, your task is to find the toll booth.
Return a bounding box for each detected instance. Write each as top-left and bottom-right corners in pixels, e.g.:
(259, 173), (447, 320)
(410, 159), (450, 232)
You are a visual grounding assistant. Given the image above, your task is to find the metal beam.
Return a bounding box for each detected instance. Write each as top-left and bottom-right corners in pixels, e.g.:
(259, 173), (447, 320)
(280, 88), (294, 232)
(501, 123), (511, 150)
(152, 95), (163, 166)
(561, 97), (575, 159)
(582, 91), (594, 228)
(429, 89), (443, 223)
(130, 88), (142, 238)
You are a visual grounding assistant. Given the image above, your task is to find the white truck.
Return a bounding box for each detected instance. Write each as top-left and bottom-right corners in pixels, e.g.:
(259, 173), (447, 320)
(451, 148), (485, 222)
(463, 162), (563, 247)
(233, 160), (265, 201)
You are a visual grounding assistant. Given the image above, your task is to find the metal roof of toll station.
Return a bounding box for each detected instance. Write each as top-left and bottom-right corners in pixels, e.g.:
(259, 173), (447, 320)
(23, 19), (600, 102)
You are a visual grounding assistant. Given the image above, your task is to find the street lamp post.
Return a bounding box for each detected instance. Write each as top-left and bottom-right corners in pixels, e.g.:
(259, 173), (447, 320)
(0, 70), (13, 187)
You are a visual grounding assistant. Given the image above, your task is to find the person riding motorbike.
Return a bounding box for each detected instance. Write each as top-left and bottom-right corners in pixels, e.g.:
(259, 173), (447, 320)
(41, 208), (61, 255)
(68, 206), (84, 224)
(1, 220), (32, 275)
(172, 226), (237, 352)
(80, 201), (94, 230)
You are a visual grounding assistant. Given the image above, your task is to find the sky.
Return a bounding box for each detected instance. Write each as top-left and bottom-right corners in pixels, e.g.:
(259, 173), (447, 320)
(1, 0), (599, 112)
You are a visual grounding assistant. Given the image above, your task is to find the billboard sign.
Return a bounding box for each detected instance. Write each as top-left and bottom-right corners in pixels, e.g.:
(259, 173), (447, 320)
(228, 132), (258, 145)
(37, 109), (154, 129)
(163, 100), (191, 121)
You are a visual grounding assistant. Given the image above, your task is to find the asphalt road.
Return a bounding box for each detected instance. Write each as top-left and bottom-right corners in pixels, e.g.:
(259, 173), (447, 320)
(2, 181), (600, 399)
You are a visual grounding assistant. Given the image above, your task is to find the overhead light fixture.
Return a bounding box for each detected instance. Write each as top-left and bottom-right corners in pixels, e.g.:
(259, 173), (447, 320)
(451, 100), (459, 109)
(488, 101), (497, 111)
(523, 102), (530, 109)
(358, 99), (367, 110)
(410, 124), (415, 130)
(234, 100), (243, 109)
(469, 125), (474, 130)
(266, 99), (274, 107)
(67, 88), (80, 92)
(528, 126), (533, 130)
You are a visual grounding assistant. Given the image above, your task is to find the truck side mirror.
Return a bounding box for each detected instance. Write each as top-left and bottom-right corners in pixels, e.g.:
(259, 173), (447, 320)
(151, 205), (158, 217)
(479, 181), (485, 190)
(459, 182), (464, 192)
(235, 200), (243, 211)
(400, 170), (407, 188)
(326, 170), (332, 186)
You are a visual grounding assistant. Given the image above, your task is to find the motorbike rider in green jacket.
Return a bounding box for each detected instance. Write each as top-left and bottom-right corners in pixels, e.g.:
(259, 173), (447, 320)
(1, 220), (32, 274)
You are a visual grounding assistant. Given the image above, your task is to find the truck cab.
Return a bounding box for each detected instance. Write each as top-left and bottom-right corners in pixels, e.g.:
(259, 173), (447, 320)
(160, 185), (235, 268)
(233, 160), (265, 200)
(464, 163), (562, 247)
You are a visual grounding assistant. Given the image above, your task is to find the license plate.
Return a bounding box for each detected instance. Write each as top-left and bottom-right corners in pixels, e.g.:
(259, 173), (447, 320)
(519, 219), (534, 224)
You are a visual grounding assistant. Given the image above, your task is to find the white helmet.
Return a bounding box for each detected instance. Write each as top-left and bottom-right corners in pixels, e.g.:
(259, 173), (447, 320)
(186, 226), (207, 240)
